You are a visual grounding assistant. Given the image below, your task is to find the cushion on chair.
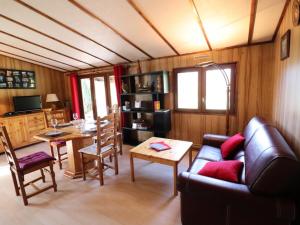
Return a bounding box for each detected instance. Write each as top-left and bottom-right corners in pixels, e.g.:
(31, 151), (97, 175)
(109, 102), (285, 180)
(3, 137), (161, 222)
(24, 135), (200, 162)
(18, 151), (55, 170)
(79, 143), (114, 156)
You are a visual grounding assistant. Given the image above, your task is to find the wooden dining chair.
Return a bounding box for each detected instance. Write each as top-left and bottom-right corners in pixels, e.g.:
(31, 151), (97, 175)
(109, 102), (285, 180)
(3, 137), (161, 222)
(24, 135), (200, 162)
(79, 113), (118, 186)
(43, 109), (68, 170)
(93, 105), (123, 156)
(0, 126), (57, 206)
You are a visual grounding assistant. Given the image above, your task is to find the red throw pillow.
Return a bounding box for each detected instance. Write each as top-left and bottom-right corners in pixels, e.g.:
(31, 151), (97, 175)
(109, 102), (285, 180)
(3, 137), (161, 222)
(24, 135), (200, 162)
(198, 160), (244, 183)
(221, 133), (245, 159)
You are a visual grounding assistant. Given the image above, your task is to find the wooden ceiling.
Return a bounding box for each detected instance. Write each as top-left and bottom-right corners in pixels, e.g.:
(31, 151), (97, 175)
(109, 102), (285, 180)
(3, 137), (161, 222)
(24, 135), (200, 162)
(0, 0), (288, 72)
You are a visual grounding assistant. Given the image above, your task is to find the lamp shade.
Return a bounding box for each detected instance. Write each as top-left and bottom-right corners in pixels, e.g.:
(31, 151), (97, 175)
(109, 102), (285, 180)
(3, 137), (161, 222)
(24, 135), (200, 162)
(46, 93), (59, 103)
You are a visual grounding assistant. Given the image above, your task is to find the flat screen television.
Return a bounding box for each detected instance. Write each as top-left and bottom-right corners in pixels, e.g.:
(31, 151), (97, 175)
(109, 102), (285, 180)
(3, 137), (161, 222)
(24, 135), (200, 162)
(13, 95), (42, 112)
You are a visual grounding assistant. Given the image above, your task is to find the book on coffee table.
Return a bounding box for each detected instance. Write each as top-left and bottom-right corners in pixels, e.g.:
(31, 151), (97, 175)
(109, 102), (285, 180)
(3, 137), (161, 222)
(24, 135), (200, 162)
(150, 141), (171, 151)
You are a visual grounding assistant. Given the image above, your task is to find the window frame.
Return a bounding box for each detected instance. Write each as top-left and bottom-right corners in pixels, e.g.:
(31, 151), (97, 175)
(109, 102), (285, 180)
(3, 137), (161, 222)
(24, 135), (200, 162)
(78, 73), (115, 120)
(173, 67), (202, 113)
(173, 62), (237, 114)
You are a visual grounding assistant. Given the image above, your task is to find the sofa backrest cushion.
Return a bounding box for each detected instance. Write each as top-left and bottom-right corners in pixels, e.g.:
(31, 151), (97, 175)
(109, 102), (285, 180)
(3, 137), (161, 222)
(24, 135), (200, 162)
(244, 119), (300, 195)
(243, 116), (268, 147)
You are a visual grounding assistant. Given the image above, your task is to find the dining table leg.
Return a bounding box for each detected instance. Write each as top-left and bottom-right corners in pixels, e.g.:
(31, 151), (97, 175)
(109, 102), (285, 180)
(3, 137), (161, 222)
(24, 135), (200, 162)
(64, 138), (93, 179)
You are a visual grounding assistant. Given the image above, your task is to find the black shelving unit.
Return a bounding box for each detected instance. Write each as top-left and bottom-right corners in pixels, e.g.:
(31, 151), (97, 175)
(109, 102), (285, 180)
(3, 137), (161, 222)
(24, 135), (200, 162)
(120, 71), (171, 145)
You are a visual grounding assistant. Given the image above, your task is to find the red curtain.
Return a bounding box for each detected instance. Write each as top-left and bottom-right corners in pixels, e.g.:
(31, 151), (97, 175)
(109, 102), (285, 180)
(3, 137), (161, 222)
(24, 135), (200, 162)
(113, 64), (124, 106)
(113, 65), (124, 127)
(69, 73), (81, 118)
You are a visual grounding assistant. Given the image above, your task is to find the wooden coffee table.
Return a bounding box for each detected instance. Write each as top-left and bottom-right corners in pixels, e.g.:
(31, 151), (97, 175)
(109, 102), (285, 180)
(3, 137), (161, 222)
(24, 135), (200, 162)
(129, 137), (193, 196)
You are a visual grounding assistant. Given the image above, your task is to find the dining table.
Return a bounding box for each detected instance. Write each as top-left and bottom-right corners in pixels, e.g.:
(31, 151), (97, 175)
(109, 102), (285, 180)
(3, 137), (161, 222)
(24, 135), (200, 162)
(33, 124), (96, 179)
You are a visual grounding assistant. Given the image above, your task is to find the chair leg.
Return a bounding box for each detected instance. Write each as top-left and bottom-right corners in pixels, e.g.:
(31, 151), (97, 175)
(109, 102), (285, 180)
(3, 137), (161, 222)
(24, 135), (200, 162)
(49, 163), (57, 192)
(10, 168), (20, 196)
(98, 157), (104, 186)
(80, 153), (86, 181)
(40, 169), (46, 183)
(109, 155), (113, 162)
(50, 144), (54, 158)
(118, 135), (123, 155)
(57, 146), (63, 170)
(18, 174), (28, 206)
(114, 150), (119, 175)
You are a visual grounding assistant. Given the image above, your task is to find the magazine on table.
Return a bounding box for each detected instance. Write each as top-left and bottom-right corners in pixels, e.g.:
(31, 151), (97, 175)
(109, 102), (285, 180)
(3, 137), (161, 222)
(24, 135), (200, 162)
(149, 141), (171, 151)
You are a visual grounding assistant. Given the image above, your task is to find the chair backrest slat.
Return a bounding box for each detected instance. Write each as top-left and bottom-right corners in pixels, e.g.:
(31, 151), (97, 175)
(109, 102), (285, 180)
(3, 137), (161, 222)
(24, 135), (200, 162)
(0, 126), (20, 169)
(43, 109), (67, 128)
(96, 113), (117, 155)
(108, 105), (121, 132)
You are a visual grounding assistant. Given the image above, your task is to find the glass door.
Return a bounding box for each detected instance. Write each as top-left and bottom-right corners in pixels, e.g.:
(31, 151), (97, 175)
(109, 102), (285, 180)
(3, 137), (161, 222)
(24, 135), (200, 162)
(94, 76), (108, 117)
(80, 78), (94, 120)
(79, 74), (118, 120)
(109, 75), (118, 106)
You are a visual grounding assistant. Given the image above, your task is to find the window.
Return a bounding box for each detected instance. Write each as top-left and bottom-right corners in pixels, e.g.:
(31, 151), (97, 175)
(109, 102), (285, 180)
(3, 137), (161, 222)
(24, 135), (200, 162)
(174, 63), (236, 113)
(177, 71), (199, 109)
(79, 74), (118, 120)
(205, 68), (232, 110)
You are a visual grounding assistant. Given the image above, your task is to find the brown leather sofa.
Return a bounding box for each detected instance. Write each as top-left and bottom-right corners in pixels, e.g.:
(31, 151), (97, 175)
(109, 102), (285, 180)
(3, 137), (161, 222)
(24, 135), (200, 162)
(178, 117), (300, 225)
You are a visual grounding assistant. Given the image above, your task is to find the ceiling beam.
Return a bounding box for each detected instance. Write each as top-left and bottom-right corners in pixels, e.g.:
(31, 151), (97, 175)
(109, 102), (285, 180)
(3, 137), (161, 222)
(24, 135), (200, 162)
(0, 50), (68, 71)
(248, 0), (258, 44)
(272, 0), (290, 41)
(0, 30), (95, 68)
(68, 0), (154, 59)
(190, 0), (212, 51)
(14, 0), (132, 62)
(0, 14), (112, 65)
(0, 42), (80, 70)
(127, 0), (179, 55)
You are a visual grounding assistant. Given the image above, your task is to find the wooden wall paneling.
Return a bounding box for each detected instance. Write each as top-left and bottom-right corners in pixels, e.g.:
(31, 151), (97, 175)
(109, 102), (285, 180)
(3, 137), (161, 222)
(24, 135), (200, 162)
(120, 43), (274, 146)
(0, 54), (66, 114)
(272, 1), (300, 156)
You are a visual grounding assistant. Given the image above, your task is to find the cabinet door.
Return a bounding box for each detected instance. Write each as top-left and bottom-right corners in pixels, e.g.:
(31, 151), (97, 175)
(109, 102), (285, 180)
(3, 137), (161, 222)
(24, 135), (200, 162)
(6, 117), (28, 148)
(26, 113), (46, 143)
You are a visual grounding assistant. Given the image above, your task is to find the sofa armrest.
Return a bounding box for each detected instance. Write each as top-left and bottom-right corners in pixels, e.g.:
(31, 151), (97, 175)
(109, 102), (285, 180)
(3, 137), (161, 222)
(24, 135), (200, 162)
(178, 172), (296, 220)
(202, 134), (230, 148)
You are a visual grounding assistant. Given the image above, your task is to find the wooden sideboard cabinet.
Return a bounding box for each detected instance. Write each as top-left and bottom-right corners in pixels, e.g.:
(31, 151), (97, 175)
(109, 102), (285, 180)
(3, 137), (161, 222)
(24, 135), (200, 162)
(0, 112), (47, 153)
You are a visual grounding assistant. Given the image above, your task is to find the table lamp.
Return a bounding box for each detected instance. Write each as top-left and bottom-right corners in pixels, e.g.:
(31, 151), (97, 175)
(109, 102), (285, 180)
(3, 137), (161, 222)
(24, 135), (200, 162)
(46, 93), (59, 110)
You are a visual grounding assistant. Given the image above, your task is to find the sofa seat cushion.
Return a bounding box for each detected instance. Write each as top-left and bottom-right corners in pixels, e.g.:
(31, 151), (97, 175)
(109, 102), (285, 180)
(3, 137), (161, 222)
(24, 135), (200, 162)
(189, 158), (210, 174)
(18, 151), (55, 171)
(197, 145), (222, 161)
(221, 133), (245, 159)
(232, 149), (245, 160)
(198, 160), (244, 183)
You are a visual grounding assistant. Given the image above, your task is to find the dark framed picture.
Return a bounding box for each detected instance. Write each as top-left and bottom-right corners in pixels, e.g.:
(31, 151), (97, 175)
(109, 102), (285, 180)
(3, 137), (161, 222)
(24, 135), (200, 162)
(0, 75), (5, 83)
(0, 69), (36, 89)
(281, 29), (291, 60)
(0, 70), (5, 83)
